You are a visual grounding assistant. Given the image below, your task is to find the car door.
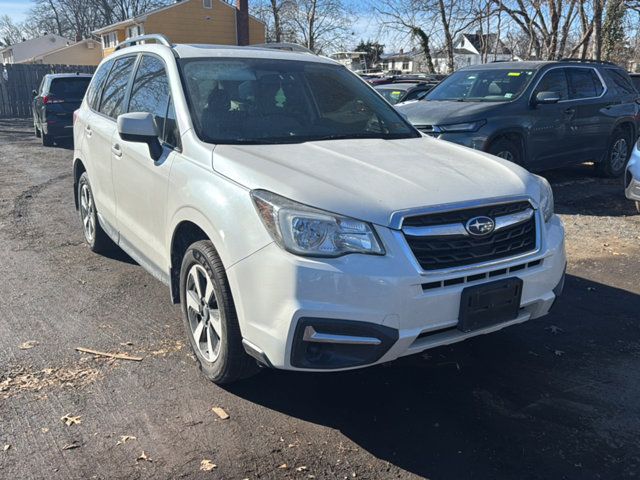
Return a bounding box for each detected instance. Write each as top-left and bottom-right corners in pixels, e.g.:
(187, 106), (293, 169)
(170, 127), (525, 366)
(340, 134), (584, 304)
(83, 55), (136, 232)
(528, 67), (575, 169)
(564, 67), (610, 163)
(111, 54), (178, 272)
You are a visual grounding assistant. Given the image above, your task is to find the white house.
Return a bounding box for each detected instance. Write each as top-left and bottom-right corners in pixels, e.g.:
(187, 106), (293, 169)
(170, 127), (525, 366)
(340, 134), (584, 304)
(432, 33), (514, 73)
(378, 50), (419, 74)
(329, 52), (368, 71)
(0, 34), (73, 64)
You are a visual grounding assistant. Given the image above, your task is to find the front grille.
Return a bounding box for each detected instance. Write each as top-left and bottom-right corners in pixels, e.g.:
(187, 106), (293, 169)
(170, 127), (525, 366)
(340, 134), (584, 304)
(403, 201), (537, 270)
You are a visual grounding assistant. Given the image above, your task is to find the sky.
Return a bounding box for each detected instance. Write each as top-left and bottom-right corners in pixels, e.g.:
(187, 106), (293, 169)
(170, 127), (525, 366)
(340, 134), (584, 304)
(0, 0), (33, 22)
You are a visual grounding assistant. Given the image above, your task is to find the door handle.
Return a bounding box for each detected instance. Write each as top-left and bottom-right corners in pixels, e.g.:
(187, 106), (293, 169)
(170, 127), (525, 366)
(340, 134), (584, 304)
(564, 107), (575, 115)
(111, 143), (122, 157)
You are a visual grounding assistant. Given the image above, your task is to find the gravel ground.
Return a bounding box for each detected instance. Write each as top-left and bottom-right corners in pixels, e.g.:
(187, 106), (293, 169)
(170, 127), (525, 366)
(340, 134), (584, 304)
(0, 118), (639, 480)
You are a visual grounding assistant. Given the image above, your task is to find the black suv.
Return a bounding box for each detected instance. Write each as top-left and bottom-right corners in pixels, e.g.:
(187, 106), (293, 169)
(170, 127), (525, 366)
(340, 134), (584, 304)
(397, 60), (640, 177)
(32, 73), (92, 146)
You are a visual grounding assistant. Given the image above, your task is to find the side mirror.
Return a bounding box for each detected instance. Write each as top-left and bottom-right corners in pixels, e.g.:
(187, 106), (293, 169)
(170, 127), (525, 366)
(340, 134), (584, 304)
(32, 89), (38, 97)
(117, 112), (163, 161)
(534, 91), (561, 105)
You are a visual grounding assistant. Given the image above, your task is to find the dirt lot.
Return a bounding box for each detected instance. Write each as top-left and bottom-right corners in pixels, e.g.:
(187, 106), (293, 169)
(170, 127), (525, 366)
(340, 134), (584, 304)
(0, 118), (639, 480)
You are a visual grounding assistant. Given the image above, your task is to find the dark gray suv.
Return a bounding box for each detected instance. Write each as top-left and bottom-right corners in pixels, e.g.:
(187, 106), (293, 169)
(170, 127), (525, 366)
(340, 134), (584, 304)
(397, 60), (640, 177)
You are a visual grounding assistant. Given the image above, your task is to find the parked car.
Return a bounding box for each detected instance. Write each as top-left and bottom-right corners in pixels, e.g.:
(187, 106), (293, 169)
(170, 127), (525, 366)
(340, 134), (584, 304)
(374, 82), (434, 104)
(73, 35), (566, 384)
(33, 73), (92, 146)
(397, 60), (640, 177)
(625, 142), (640, 213)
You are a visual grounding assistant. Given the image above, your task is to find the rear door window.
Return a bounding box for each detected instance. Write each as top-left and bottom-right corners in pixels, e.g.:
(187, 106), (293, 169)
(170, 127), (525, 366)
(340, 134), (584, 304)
(99, 56), (136, 119)
(49, 77), (92, 100)
(86, 59), (114, 110)
(128, 55), (170, 138)
(534, 68), (569, 100)
(567, 68), (604, 99)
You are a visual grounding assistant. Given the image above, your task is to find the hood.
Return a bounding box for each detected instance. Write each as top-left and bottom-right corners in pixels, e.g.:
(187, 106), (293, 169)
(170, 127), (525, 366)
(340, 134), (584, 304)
(397, 100), (506, 126)
(212, 137), (538, 227)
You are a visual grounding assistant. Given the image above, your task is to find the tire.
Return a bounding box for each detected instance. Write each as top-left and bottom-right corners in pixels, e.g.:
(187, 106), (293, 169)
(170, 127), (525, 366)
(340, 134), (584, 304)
(597, 128), (631, 178)
(487, 137), (522, 165)
(179, 240), (258, 384)
(42, 132), (54, 147)
(77, 172), (113, 253)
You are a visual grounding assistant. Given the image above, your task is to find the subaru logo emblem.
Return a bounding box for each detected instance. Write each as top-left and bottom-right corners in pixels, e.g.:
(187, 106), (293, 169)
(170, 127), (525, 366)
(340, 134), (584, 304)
(465, 216), (495, 236)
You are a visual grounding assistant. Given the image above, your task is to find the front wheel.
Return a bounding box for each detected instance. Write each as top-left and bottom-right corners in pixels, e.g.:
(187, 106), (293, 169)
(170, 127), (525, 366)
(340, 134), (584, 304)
(597, 128), (630, 177)
(487, 138), (522, 165)
(179, 240), (258, 384)
(77, 172), (113, 253)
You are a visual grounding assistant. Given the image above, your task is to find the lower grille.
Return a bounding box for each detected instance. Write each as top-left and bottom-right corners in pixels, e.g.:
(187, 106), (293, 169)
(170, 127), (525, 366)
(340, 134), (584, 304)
(403, 201), (537, 270)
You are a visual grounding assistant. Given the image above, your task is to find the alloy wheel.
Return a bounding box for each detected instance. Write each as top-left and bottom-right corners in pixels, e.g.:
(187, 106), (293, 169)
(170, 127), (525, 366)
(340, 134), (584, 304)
(496, 150), (515, 161)
(185, 264), (222, 362)
(79, 183), (95, 243)
(610, 138), (628, 172)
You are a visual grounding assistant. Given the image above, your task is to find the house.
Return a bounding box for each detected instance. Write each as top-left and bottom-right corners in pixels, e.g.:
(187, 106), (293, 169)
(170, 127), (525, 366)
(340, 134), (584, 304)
(432, 33), (514, 73)
(378, 50), (418, 74)
(329, 51), (368, 71)
(1, 34), (73, 64)
(21, 39), (102, 66)
(93, 0), (266, 58)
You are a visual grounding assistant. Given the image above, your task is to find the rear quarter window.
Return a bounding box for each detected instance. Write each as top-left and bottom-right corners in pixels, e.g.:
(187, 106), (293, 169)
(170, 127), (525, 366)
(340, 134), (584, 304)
(606, 69), (637, 95)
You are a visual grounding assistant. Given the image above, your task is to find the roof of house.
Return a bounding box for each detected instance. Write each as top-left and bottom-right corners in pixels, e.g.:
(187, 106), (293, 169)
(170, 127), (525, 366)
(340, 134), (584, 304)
(23, 38), (100, 63)
(93, 0), (265, 35)
(379, 50), (420, 61)
(0, 34), (72, 54)
(461, 33), (512, 55)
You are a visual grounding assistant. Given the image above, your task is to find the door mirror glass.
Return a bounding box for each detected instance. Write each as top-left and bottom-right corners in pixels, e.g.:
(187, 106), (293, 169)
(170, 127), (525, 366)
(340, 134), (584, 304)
(117, 112), (163, 160)
(535, 91), (561, 105)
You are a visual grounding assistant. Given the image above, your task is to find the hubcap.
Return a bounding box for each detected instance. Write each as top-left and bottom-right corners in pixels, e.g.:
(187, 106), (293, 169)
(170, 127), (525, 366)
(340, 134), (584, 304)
(185, 264), (221, 362)
(610, 138), (628, 171)
(79, 183), (95, 243)
(496, 150), (514, 161)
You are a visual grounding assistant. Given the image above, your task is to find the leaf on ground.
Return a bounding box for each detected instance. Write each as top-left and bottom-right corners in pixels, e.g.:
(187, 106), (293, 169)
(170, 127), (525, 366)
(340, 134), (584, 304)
(277, 463), (288, 469)
(3, 445), (10, 452)
(18, 341), (38, 350)
(211, 406), (229, 420)
(62, 442), (80, 450)
(296, 466), (308, 472)
(200, 459), (217, 471)
(116, 435), (137, 446)
(137, 451), (151, 462)
(61, 414), (81, 426)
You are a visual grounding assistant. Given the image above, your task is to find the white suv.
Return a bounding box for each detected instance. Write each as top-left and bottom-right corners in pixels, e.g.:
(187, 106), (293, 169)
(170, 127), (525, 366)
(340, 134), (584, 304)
(73, 35), (566, 383)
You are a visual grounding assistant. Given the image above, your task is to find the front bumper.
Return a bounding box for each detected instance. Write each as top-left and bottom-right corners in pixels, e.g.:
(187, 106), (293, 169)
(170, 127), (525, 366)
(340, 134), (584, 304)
(625, 143), (640, 202)
(227, 215), (566, 372)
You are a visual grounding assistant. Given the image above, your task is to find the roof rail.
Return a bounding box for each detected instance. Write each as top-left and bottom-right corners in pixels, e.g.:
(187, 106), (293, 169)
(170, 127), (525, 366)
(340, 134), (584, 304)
(115, 33), (173, 51)
(559, 57), (618, 66)
(251, 42), (315, 54)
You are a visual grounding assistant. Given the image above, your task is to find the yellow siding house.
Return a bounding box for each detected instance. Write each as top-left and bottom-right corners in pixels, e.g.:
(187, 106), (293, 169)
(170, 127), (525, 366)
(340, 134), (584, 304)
(93, 0), (266, 57)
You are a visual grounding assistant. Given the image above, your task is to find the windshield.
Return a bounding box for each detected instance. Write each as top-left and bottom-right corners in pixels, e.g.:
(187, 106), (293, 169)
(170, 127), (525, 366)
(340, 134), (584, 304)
(376, 86), (410, 104)
(426, 69), (535, 102)
(179, 58), (419, 144)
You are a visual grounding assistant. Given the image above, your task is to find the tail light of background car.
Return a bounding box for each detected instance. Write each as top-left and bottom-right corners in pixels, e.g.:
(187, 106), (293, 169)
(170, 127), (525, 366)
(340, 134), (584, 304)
(42, 95), (64, 104)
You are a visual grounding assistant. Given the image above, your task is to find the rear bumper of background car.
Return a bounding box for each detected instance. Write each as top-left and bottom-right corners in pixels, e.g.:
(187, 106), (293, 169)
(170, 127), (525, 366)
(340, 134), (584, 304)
(227, 214), (566, 372)
(625, 143), (640, 202)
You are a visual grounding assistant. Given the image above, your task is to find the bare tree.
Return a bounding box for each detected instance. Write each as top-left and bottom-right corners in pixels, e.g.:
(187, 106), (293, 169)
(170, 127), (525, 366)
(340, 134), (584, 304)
(0, 15), (25, 46)
(287, 0), (353, 53)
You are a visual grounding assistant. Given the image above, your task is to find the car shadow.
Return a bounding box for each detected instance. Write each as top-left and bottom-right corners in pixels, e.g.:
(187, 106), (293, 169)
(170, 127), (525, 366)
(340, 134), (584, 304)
(225, 274), (640, 479)
(540, 165), (635, 217)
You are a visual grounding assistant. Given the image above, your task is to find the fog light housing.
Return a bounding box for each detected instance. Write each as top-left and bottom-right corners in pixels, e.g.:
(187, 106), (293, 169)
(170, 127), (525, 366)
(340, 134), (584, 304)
(291, 318), (398, 369)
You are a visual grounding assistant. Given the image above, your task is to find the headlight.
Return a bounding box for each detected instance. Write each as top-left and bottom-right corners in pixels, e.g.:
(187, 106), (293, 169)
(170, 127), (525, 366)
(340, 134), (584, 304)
(251, 190), (385, 257)
(535, 175), (554, 222)
(434, 120), (486, 133)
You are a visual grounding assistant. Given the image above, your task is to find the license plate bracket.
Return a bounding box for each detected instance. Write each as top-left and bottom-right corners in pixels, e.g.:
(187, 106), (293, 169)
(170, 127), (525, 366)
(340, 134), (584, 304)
(458, 278), (523, 332)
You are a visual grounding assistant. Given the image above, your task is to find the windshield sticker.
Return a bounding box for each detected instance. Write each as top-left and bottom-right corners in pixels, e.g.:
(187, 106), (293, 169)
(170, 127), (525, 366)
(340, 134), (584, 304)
(507, 72), (521, 77)
(504, 93), (514, 98)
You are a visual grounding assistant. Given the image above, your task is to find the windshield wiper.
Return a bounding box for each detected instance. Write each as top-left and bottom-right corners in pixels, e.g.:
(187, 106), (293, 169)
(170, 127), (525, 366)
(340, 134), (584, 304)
(311, 132), (410, 141)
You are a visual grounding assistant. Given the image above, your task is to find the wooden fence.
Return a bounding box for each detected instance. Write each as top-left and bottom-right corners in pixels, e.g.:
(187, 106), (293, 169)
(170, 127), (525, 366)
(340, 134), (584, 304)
(0, 63), (95, 118)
